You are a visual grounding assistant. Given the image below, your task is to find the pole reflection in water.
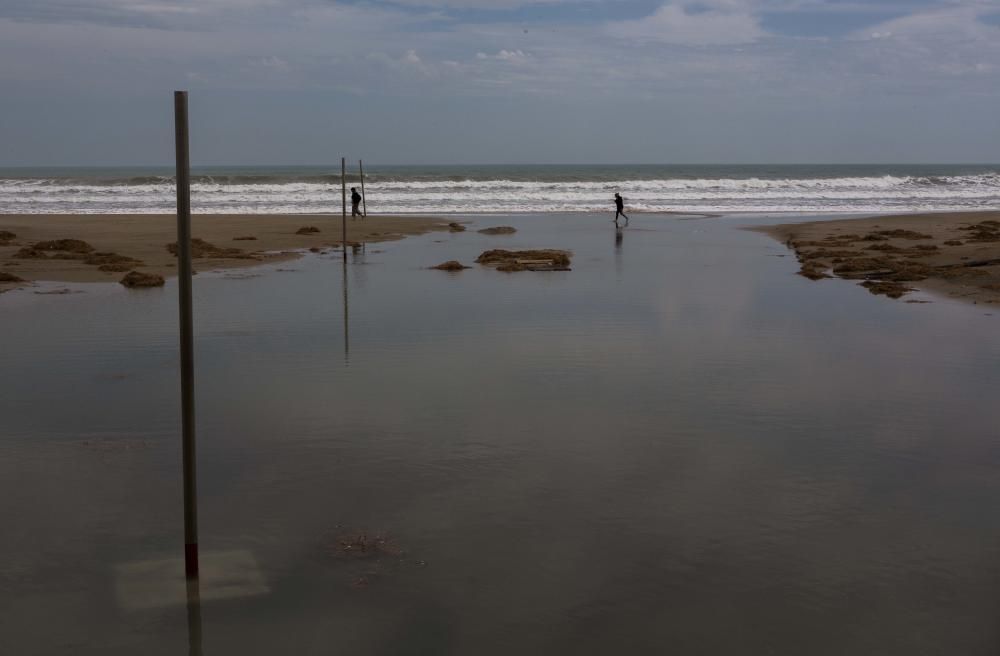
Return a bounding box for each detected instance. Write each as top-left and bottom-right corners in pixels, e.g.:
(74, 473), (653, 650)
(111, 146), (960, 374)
(185, 578), (203, 656)
(342, 255), (350, 361)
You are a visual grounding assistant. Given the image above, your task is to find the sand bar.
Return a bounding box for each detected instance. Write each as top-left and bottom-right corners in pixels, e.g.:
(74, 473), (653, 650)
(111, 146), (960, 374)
(0, 213), (451, 291)
(755, 211), (1000, 305)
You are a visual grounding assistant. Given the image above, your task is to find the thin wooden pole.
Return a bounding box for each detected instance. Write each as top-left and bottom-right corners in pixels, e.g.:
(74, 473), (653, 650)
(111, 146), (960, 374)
(174, 90), (199, 580)
(341, 157), (347, 259)
(359, 160), (367, 218)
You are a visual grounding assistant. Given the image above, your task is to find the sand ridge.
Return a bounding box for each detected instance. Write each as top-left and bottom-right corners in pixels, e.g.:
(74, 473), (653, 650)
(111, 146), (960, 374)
(0, 213), (451, 291)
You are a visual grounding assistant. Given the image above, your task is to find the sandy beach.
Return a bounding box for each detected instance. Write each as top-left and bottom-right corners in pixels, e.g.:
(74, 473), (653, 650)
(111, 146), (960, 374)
(756, 211), (1000, 304)
(0, 213), (451, 291)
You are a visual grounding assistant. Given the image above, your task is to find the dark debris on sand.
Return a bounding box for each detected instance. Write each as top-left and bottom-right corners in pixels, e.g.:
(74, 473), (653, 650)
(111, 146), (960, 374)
(431, 260), (471, 271)
(0, 271), (25, 283)
(167, 238), (257, 259)
(119, 271), (165, 288)
(476, 249), (572, 272)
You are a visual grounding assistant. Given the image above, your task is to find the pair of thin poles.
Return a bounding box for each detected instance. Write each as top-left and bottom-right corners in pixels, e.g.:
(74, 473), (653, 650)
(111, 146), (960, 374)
(174, 91), (363, 579)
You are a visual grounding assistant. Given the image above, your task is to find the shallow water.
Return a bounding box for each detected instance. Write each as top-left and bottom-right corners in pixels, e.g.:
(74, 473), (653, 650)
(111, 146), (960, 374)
(2, 213), (1000, 655)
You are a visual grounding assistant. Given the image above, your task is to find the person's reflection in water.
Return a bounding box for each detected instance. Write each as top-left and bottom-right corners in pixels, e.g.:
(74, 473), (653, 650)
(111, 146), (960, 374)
(614, 224), (624, 274)
(186, 578), (203, 656)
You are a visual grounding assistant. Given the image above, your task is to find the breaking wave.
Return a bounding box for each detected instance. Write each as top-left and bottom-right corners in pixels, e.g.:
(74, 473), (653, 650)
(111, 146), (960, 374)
(2, 168), (998, 214)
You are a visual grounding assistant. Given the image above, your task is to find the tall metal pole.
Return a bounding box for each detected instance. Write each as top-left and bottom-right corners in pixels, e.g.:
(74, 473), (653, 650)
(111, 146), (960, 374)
(341, 157), (347, 259)
(359, 160), (367, 218)
(174, 90), (199, 580)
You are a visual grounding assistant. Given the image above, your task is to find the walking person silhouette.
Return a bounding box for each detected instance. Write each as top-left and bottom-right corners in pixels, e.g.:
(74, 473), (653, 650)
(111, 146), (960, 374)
(614, 192), (629, 226)
(351, 187), (363, 219)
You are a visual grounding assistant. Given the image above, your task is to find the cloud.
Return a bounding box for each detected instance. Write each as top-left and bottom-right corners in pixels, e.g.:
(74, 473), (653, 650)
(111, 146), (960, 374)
(608, 0), (765, 45)
(476, 49), (529, 63)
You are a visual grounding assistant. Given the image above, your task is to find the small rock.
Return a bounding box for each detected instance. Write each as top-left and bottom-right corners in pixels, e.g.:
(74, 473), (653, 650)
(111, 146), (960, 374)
(296, 226), (321, 235)
(448, 222), (466, 232)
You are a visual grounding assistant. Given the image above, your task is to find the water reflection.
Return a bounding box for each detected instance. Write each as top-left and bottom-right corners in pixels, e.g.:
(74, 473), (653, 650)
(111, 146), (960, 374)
(342, 256), (350, 361)
(186, 578), (203, 656)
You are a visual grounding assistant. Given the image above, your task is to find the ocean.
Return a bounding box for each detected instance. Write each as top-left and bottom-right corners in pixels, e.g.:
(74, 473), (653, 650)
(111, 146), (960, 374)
(1, 163), (999, 215)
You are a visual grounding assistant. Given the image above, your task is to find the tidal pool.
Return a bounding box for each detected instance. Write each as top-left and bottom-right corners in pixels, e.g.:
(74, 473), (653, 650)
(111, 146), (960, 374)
(2, 213), (999, 655)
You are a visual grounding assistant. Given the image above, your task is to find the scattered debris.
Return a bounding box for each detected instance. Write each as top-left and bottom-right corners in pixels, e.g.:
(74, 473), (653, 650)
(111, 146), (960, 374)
(97, 263), (135, 273)
(943, 240), (964, 246)
(34, 239), (96, 253)
(34, 288), (81, 295)
(797, 262), (830, 280)
(330, 531), (403, 559)
(84, 252), (144, 273)
(296, 226), (321, 235)
(233, 236), (257, 241)
(0, 230), (15, 244)
(119, 271), (165, 288)
(478, 226), (517, 235)
(166, 238), (256, 259)
(874, 229), (932, 240)
(476, 249), (571, 272)
(959, 221), (1000, 243)
(430, 260), (471, 271)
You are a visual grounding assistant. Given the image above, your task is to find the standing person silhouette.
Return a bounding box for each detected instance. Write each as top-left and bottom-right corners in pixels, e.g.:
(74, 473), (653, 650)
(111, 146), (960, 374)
(351, 187), (363, 219)
(614, 192), (629, 226)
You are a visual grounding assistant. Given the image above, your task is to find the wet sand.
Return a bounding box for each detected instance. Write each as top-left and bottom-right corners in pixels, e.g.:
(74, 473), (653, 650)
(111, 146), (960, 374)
(756, 211), (1000, 304)
(0, 213), (450, 291)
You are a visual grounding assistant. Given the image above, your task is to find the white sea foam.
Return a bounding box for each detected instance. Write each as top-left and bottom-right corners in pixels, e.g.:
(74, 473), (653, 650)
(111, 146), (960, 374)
(1, 173), (998, 214)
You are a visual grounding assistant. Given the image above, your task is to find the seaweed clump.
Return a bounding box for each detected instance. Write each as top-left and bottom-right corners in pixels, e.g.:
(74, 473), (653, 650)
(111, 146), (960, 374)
(478, 226), (517, 235)
(861, 281), (914, 299)
(119, 271), (165, 288)
(166, 238), (255, 259)
(476, 249), (571, 272)
(431, 260), (471, 271)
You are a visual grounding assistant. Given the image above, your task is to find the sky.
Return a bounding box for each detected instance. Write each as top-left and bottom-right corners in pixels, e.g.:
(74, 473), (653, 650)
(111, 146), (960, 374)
(1, 0), (999, 165)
